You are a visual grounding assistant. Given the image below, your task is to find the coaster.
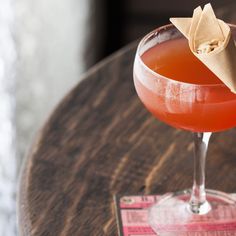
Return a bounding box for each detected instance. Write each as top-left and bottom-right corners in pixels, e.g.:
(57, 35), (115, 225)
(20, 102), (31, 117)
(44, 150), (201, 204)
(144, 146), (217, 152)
(114, 195), (159, 236)
(114, 194), (236, 236)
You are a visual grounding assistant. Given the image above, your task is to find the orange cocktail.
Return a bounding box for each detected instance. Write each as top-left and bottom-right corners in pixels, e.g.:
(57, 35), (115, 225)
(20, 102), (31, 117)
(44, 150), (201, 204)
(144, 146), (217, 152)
(134, 37), (236, 132)
(133, 24), (236, 235)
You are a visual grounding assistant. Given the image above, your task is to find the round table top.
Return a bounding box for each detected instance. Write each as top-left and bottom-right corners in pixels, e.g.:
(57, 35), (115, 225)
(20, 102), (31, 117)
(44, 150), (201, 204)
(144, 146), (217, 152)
(19, 8), (236, 235)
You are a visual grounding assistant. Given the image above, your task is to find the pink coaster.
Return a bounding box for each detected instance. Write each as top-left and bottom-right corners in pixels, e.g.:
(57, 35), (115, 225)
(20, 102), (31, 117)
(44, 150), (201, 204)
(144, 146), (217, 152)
(114, 195), (236, 236)
(115, 195), (159, 236)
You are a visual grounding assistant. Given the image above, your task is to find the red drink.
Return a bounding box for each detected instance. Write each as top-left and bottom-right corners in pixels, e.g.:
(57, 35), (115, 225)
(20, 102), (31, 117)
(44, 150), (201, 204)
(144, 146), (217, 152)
(134, 37), (236, 132)
(134, 24), (236, 235)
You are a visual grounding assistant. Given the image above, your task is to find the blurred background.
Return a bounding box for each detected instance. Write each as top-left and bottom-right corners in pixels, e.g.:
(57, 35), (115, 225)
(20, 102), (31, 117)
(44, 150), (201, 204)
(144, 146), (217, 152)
(0, 0), (235, 235)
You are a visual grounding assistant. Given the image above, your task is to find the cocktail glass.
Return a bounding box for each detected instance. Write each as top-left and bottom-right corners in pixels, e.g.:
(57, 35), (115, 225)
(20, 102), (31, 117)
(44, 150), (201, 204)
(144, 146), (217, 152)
(133, 24), (236, 235)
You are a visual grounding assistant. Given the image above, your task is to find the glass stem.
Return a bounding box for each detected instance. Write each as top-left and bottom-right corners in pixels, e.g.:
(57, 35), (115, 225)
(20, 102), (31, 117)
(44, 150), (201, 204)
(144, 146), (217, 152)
(189, 132), (212, 214)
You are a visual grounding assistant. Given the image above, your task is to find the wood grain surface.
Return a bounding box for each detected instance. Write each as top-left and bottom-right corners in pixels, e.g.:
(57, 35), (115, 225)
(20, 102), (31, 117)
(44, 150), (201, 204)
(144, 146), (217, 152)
(18, 8), (236, 235)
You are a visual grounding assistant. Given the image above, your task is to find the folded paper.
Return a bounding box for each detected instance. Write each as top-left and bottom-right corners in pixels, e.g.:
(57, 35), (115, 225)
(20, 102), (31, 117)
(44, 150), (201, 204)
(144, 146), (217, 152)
(170, 3), (236, 93)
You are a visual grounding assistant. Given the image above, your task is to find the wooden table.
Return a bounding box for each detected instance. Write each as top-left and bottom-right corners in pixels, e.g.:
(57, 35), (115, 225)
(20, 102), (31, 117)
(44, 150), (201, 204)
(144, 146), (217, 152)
(19, 7), (236, 235)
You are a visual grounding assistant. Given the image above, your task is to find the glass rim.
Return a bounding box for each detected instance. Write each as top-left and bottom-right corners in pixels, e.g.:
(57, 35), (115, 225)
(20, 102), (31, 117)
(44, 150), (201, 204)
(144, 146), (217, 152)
(136, 23), (236, 88)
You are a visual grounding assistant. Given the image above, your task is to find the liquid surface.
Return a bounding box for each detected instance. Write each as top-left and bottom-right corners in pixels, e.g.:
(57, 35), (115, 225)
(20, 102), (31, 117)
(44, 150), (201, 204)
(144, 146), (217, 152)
(134, 37), (236, 132)
(142, 38), (223, 85)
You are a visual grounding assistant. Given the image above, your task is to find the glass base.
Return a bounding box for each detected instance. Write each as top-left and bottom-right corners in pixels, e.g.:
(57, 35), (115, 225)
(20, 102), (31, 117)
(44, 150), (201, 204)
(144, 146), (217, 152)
(149, 189), (236, 236)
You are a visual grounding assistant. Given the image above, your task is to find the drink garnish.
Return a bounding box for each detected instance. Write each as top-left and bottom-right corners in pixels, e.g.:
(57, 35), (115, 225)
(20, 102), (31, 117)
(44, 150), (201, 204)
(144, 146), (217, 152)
(170, 3), (236, 93)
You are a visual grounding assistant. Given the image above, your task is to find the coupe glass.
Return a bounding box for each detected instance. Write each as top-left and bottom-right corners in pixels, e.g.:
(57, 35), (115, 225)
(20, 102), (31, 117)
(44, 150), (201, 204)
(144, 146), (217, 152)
(133, 24), (236, 235)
